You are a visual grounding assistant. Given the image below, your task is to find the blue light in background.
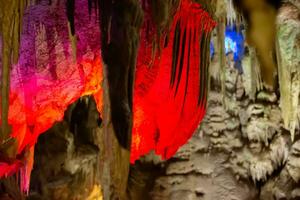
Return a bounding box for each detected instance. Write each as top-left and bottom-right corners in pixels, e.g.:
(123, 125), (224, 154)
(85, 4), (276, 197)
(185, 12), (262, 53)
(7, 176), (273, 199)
(210, 26), (245, 63)
(210, 41), (215, 58)
(225, 26), (244, 62)
(225, 37), (237, 54)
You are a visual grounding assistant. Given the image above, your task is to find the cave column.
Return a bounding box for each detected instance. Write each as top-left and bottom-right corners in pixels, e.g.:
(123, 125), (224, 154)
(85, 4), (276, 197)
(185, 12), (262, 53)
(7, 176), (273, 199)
(99, 0), (143, 199)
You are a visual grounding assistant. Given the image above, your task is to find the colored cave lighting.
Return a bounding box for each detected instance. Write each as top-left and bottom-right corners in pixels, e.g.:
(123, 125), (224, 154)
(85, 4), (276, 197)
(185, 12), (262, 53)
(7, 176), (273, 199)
(210, 26), (244, 61)
(210, 41), (215, 57)
(225, 36), (237, 54)
(131, 0), (216, 162)
(225, 26), (245, 61)
(0, 0), (215, 192)
(0, 0), (103, 192)
(0, 52), (103, 192)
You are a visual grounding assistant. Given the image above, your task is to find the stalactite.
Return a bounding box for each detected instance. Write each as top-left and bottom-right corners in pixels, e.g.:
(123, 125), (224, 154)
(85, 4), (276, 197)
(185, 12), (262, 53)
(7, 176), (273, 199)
(242, 47), (263, 100)
(168, 0), (215, 107)
(141, 0), (180, 63)
(131, 0), (216, 162)
(66, 0), (77, 62)
(276, 4), (300, 141)
(217, 17), (226, 105)
(196, 0), (215, 15)
(99, 0), (143, 198)
(226, 0), (237, 26)
(67, 22), (77, 62)
(99, 0), (143, 149)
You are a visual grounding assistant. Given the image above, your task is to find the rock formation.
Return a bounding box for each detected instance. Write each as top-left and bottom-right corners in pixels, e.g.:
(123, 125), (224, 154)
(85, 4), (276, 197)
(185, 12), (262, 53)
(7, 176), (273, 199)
(0, 0), (299, 200)
(148, 3), (300, 199)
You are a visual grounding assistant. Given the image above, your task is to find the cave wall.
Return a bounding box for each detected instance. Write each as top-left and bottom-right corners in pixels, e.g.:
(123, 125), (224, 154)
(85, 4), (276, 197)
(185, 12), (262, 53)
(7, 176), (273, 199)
(23, 1), (300, 200)
(149, 3), (300, 200)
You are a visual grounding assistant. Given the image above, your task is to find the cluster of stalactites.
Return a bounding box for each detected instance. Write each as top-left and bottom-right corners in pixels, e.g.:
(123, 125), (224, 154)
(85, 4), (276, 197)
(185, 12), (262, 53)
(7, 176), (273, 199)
(214, 0), (242, 26)
(170, 0), (216, 106)
(0, 0), (78, 194)
(138, 0), (216, 105)
(131, 0), (216, 163)
(139, 0), (181, 62)
(59, 0), (100, 62)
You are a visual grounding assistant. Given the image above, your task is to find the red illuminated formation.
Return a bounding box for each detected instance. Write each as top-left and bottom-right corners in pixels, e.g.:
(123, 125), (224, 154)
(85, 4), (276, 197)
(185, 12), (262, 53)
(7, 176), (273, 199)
(131, 0), (216, 162)
(0, 0), (215, 192)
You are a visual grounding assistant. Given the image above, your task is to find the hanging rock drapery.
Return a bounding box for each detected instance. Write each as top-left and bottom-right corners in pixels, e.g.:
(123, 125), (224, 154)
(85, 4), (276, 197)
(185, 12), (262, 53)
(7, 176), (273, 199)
(0, 0), (216, 194)
(131, 0), (216, 162)
(0, 1), (103, 193)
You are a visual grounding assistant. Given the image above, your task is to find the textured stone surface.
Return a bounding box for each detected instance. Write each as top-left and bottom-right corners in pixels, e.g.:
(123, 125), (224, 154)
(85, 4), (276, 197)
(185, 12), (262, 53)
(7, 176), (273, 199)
(24, 2), (300, 200)
(150, 71), (289, 199)
(149, 5), (300, 199)
(277, 2), (300, 140)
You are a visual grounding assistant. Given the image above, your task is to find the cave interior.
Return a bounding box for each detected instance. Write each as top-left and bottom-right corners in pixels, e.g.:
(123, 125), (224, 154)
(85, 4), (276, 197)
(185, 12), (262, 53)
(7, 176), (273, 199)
(0, 0), (300, 199)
